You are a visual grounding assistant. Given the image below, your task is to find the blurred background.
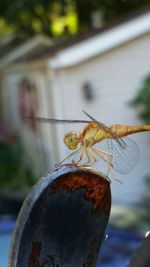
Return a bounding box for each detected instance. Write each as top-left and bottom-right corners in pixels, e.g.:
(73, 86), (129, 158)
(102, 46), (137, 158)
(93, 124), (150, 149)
(0, 1), (150, 266)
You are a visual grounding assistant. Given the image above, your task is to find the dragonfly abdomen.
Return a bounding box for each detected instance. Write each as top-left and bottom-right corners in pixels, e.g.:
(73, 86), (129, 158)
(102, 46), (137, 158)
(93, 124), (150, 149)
(110, 124), (150, 138)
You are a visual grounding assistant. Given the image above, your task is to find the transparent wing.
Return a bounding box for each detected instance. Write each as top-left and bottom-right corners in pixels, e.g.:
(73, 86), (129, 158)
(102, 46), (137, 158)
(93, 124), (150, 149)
(107, 137), (140, 174)
(28, 111), (125, 150)
(27, 116), (91, 124)
(82, 110), (126, 148)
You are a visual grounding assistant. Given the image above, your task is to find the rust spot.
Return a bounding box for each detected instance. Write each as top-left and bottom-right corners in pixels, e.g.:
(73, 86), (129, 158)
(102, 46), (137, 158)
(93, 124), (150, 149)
(28, 240), (41, 267)
(50, 172), (111, 213)
(28, 240), (59, 267)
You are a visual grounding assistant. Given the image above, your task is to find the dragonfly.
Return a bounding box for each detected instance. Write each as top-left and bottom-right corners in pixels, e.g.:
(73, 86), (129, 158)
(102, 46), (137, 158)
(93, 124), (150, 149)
(29, 111), (150, 175)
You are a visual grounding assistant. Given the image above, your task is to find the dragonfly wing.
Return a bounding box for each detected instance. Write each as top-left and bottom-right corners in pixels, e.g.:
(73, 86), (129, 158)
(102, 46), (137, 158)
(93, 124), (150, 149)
(27, 117), (91, 124)
(82, 110), (125, 148)
(107, 137), (140, 174)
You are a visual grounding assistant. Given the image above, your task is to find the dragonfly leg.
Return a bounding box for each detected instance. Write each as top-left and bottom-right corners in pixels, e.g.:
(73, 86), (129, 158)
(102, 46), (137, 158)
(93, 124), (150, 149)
(91, 147), (122, 183)
(84, 147), (97, 163)
(78, 146), (97, 164)
(106, 157), (113, 176)
(78, 147), (90, 163)
(58, 148), (81, 165)
(79, 149), (85, 162)
(91, 146), (114, 174)
(91, 147), (110, 164)
(92, 146), (113, 158)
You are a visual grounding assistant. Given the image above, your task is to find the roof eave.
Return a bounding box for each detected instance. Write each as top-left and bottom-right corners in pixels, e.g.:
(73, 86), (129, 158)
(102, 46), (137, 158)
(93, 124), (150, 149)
(48, 12), (150, 69)
(0, 35), (52, 69)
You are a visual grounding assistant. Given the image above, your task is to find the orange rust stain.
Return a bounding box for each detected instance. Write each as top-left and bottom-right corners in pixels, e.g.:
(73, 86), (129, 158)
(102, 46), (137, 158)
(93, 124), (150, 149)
(28, 240), (41, 267)
(51, 172), (110, 212)
(28, 241), (59, 267)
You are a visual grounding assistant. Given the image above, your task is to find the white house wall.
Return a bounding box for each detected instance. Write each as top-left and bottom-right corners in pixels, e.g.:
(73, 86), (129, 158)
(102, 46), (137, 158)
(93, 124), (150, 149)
(52, 33), (150, 204)
(1, 70), (56, 176)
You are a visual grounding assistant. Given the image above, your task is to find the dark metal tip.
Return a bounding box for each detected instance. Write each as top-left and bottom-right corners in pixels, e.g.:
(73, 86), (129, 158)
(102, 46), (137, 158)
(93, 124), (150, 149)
(9, 164), (111, 267)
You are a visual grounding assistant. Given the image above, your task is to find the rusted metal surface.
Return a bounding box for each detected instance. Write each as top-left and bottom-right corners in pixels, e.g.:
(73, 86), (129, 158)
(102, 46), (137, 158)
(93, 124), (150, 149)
(8, 164), (111, 267)
(49, 172), (110, 213)
(28, 240), (59, 267)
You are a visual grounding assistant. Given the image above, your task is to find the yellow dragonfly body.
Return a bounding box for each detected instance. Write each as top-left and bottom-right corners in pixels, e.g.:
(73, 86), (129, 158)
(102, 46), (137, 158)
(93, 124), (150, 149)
(30, 111), (150, 175)
(74, 122), (150, 147)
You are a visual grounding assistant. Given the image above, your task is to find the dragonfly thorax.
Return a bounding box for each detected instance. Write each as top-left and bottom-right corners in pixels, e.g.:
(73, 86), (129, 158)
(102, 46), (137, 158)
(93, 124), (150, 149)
(64, 131), (80, 150)
(80, 123), (108, 147)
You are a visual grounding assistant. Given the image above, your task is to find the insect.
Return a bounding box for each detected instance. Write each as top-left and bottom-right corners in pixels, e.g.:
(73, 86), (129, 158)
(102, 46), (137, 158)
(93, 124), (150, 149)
(29, 111), (150, 175)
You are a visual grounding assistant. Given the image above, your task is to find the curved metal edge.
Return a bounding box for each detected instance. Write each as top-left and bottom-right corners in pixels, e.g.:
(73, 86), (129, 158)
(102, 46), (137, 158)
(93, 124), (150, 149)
(127, 235), (150, 267)
(8, 163), (110, 267)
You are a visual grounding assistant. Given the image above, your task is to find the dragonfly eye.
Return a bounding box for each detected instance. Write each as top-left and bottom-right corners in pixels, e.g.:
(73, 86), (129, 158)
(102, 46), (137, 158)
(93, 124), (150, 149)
(64, 132), (79, 150)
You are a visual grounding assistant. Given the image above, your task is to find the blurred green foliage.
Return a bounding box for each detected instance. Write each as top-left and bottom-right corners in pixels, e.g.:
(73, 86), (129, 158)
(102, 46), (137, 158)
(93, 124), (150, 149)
(0, 137), (35, 190)
(130, 74), (150, 197)
(0, 0), (149, 38)
(145, 175), (150, 188)
(130, 75), (150, 124)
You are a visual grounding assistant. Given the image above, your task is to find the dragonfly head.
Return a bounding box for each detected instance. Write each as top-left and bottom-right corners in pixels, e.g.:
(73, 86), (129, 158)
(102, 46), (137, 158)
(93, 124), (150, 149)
(64, 131), (80, 150)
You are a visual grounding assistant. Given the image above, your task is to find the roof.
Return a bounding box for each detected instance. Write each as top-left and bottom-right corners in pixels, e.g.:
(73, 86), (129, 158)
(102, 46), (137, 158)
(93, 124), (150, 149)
(0, 35), (19, 59)
(48, 8), (150, 69)
(0, 6), (150, 69)
(0, 35), (52, 68)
